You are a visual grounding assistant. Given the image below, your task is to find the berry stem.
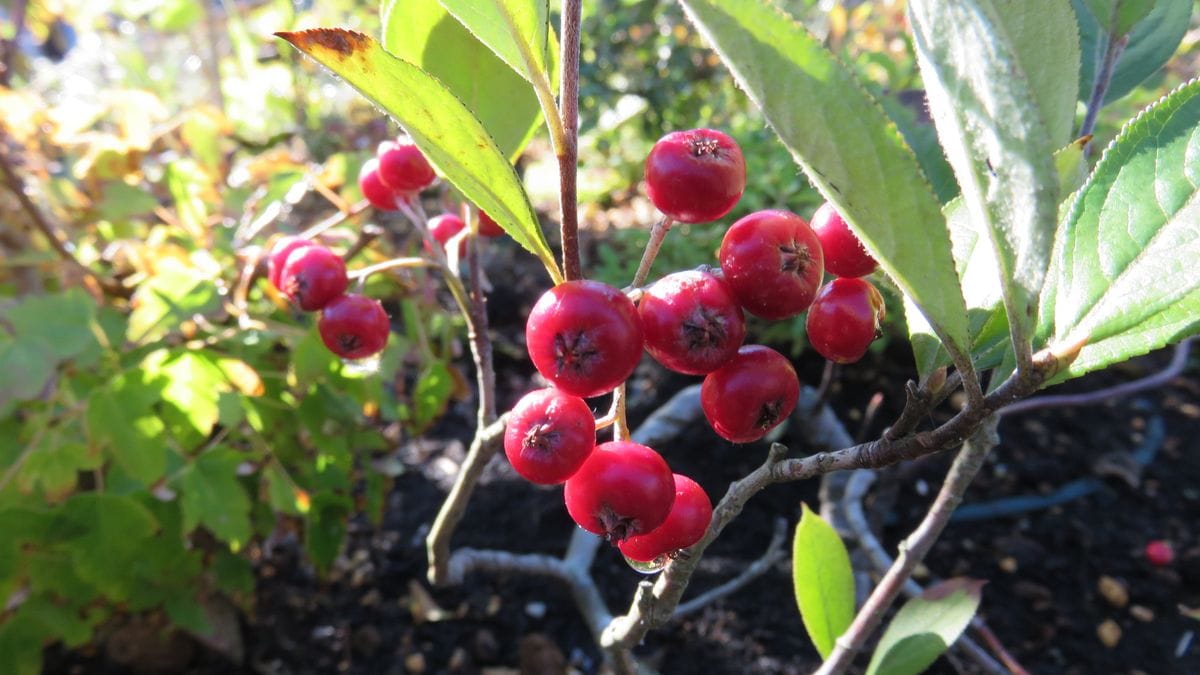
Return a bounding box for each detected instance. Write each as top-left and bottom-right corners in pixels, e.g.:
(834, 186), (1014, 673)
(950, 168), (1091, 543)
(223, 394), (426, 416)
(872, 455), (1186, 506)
(347, 257), (437, 284)
(630, 216), (673, 289)
(610, 384), (630, 442)
(558, 0), (583, 281)
(295, 198), (370, 242)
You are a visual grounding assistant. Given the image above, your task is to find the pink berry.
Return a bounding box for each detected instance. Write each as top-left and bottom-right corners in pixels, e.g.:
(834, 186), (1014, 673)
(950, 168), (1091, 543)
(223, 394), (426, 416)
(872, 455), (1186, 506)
(427, 213), (467, 257)
(268, 236), (314, 291)
(701, 345), (800, 443)
(1145, 540), (1175, 567)
(318, 294), (390, 359)
(638, 269), (745, 375)
(806, 278), (886, 364)
(525, 280), (644, 398)
(811, 202), (878, 278)
(376, 139), (436, 192)
(477, 211), (505, 238)
(504, 388), (596, 485)
(719, 209), (824, 320)
(359, 158), (402, 211)
(278, 245), (348, 312)
(618, 474), (712, 563)
(563, 441), (675, 542)
(645, 128), (746, 224)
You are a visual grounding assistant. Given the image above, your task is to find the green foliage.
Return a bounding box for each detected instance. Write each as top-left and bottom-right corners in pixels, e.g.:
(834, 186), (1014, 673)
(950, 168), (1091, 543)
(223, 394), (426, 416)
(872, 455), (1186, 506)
(792, 504), (855, 658)
(278, 28), (563, 283)
(1075, 0), (1191, 105)
(866, 579), (984, 675)
(678, 0), (971, 368)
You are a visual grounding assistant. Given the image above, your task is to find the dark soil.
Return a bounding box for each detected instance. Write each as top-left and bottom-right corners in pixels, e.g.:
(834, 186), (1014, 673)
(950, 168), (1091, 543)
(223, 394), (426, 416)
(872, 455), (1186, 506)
(46, 238), (1200, 675)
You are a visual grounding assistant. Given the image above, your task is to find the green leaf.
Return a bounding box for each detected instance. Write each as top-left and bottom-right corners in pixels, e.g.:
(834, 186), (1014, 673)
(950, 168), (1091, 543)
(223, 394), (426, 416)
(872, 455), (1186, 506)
(1083, 0), (1155, 35)
(909, 0), (1060, 361)
(95, 181), (160, 221)
(86, 371), (169, 485)
(409, 361), (454, 433)
(0, 338), (57, 414)
(143, 349), (227, 441)
(180, 448), (253, 547)
(127, 260), (221, 343)
(19, 441), (100, 501)
(380, 0), (543, 162)
(0, 287), (98, 361)
(1054, 135), (1093, 198)
(880, 94), (958, 203)
(866, 578), (984, 675)
(990, 1), (1081, 149)
(678, 0), (970, 364)
(305, 492), (352, 574)
(164, 158), (210, 236)
(1075, 0), (1191, 105)
(276, 29), (562, 284)
(792, 504), (855, 659)
(438, 0), (554, 85)
(57, 493), (159, 601)
(1043, 78), (1200, 382)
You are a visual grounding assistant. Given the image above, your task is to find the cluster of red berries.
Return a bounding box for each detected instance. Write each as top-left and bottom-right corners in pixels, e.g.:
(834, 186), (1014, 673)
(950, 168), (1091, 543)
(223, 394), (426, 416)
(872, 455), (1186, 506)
(500, 129), (889, 565)
(268, 237), (389, 359)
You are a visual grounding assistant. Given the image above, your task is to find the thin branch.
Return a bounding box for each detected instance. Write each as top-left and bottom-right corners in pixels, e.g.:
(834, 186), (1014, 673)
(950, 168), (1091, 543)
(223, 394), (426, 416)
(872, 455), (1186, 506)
(558, 0), (583, 281)
(1080, 32), (1130, 140)
(0, 145), (125, 297)
(298, 199), (370, 240)
(348, 257), (438, 282)
(629, 217), (673, 289)
(816, 416), (1000, 675)
(672, 516), (788, 619)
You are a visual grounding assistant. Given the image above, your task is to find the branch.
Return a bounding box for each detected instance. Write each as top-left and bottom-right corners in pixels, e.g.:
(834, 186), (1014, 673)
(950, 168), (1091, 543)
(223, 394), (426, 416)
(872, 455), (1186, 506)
(816, 416), (1000, 674)
(1080, 32), (1130, 139)
(558, 0), (583, 281)
(672, 516), (788, 619)
(629, 217), (673, 289)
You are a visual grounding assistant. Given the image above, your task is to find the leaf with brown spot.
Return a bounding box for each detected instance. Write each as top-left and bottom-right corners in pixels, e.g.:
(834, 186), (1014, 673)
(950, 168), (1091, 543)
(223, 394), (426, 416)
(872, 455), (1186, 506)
(275, 28), (562, 283)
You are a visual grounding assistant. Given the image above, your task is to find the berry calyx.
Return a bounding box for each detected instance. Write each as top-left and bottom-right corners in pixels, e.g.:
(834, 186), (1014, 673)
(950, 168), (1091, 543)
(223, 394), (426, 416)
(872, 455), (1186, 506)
(805, 277), (886, 364)
(701, 345), (800, 443)
(477, 211), (505, 238)
(638, 269), (745, 375)
(318, 294), (390, 359)
(278, 245), (349, 312)
(504, 388), (596, 485)
(525, 280), (644, 398)
(563, 441), (675, 542)
(617, 474), (712, 563)
(644, 128), (746, 224)
(811, 201), (878, 278)
(719, 209), (824, 320)
(1145, 540), (1175, 567)
(376, 139), (436, 193)
(268, 236), (314, 291)
(359, 158), (402, 211)
(427, 213), (467, 257)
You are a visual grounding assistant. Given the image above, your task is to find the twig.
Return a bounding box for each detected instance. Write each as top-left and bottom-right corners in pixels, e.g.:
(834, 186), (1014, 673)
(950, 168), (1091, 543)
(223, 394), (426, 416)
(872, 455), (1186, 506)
(1000, 338), (1191, 416)
(0, 145), (125, 297)
(347, 256), (437, 282)
(558, 0), (583, 281)
(0, 0), (28, 87)
(1080, 32), (1130, 140)
(816, 416), (1000, 674)
(813, 360), (838, 411)
(673, 517), (788, 619)
(298, 199), (370, 240)
(629, 217), (673, 289)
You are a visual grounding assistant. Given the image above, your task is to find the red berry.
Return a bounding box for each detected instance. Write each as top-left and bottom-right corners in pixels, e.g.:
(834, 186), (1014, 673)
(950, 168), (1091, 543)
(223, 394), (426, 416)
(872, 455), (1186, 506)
(563, 441), (675, 542)
(645, 128), (746, 224)
(806, 278), (886, 364)
(525, 280), (644, 398)
(719, 209), (824, 320)
(318, 293), (390, 359)
(376, 139), (436, 192)
(359, 158), (402, 211)
(278, 245), (348, 311)
(638, 269), (745, 375)
(617, 474), (712, 562)
(701, 345), (800, 443)
(427, 213), (467, 257)
(504, 388), (596, 485)
(268, 236), (314, 291)
(1145, 540), (1175, 566)
(477, 211), (505, 238)
(811, 202), (877, 278)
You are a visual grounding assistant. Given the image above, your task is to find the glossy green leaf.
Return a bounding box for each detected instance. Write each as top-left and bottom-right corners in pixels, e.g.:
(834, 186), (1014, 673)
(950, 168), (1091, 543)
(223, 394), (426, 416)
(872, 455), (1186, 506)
(1075, 0), (1191, 105)
(679, 0), (970, 363)
(277, 29), (562, 283)
(866, 578), (984, 675)
(180, 448), (252, 547)
(380, 0), (543, 161)
(438, 0), (553, 85)
(1044, 78), (1200, 382)
(792, 504), (855, 659)
(143, 349), (226, 440)
(990, 1), (1081, 148)
(909, 0), (1060, 361)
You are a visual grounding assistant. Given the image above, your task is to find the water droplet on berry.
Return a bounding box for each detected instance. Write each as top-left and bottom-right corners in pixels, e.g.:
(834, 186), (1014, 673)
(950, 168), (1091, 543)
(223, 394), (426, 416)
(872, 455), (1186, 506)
(623, 553), (669, 574)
